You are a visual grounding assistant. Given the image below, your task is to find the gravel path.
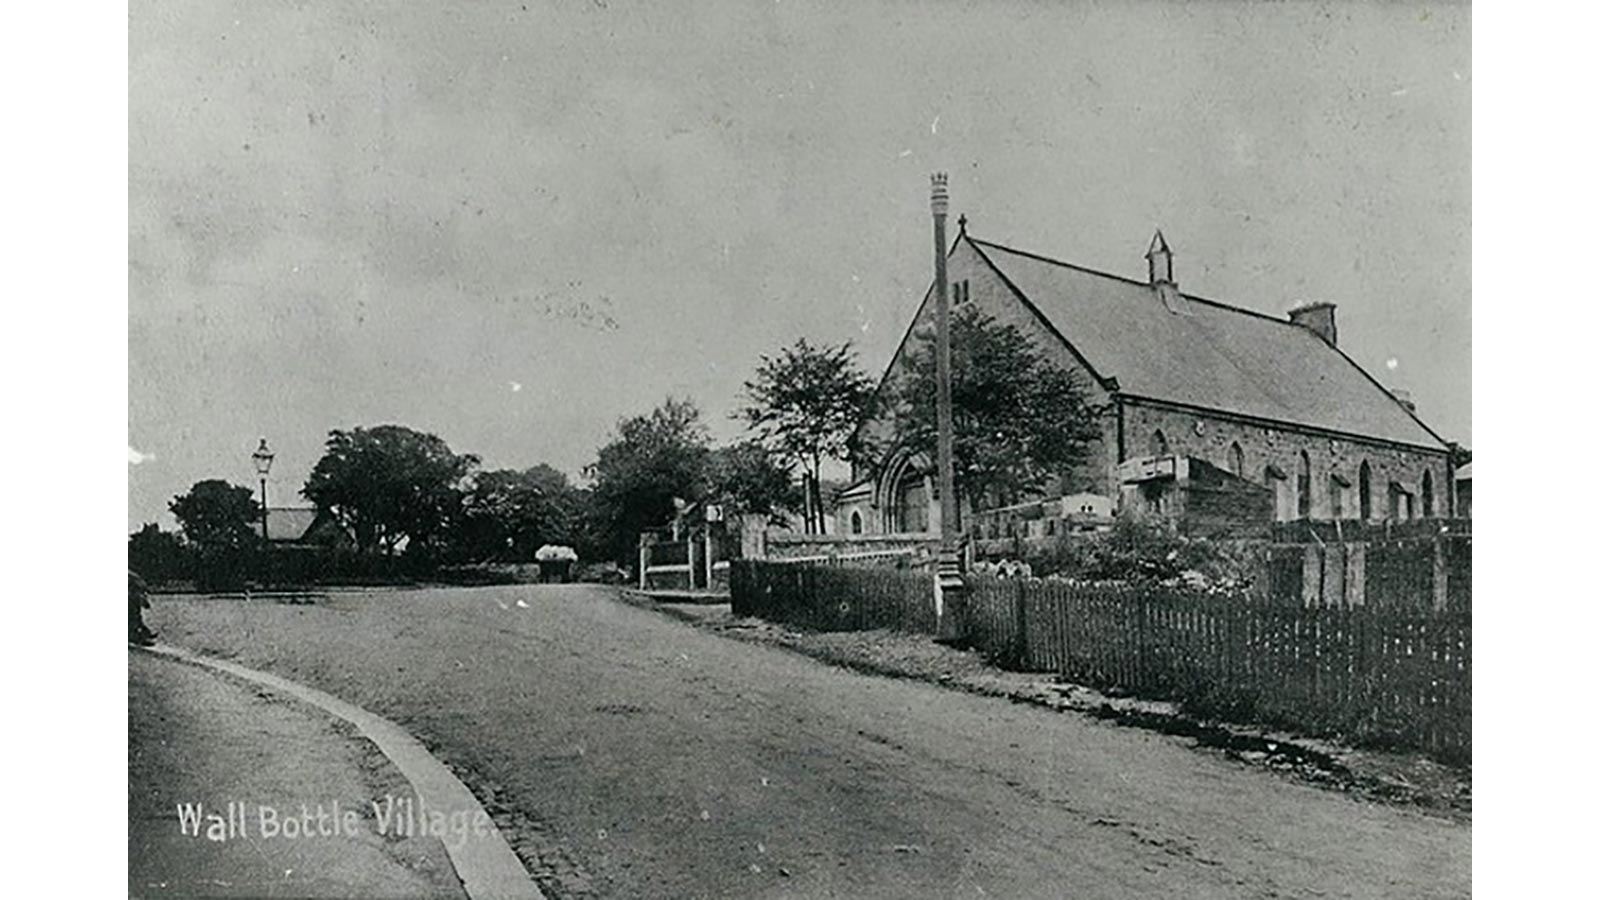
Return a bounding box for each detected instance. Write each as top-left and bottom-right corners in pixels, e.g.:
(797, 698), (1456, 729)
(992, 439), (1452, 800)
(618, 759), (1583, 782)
(150, 585), (1469, 899)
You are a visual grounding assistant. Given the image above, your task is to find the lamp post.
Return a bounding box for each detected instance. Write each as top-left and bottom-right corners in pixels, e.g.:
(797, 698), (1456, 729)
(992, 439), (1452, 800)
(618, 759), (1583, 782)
(251, 438), (274, 543)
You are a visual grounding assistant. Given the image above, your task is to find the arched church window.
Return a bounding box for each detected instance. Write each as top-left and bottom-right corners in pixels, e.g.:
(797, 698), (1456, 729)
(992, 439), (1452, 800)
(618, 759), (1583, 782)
(1149, 429), (1169, 457)
(1297, 451), (1313, 519)
(1359, 461), (1373, 520)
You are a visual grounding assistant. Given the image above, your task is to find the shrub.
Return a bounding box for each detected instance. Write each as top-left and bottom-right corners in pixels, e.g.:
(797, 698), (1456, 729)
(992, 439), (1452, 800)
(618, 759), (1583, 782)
(1018, 518), (1261, 590)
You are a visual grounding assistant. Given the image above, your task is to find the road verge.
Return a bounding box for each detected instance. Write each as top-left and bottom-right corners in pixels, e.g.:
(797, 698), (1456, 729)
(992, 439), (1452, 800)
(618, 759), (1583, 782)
(621, 592), (1470, 823)
(145, 645), (548, 900)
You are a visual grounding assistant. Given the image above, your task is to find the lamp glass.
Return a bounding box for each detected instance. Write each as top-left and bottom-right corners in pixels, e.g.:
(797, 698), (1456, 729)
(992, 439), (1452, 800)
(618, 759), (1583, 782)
(252, 440), (275, 476)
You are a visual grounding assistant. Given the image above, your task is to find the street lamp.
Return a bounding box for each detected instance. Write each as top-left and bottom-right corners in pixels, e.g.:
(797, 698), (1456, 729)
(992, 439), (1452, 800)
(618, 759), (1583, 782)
(251, 438), (274, 542)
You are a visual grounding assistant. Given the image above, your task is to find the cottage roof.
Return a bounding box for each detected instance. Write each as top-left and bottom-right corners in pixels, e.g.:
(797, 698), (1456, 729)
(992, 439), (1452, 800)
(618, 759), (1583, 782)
(966, 237), (1451, 451)
(252, 507), (320, 542)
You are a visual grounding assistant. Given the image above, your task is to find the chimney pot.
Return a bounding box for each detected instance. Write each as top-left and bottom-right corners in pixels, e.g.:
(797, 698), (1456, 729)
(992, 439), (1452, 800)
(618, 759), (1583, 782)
(931, 173), (949, 216)
(1288, 301), (1338, 346)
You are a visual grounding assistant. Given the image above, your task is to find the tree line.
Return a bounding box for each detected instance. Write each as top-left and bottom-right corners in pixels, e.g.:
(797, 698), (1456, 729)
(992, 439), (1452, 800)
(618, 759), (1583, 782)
(131, 306), (1097, 581)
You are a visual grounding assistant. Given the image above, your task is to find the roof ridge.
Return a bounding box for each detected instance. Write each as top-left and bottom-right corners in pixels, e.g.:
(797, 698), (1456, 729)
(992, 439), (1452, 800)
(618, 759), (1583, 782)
(969, 237), (1149, 289)
(971, 236), (1307, 329)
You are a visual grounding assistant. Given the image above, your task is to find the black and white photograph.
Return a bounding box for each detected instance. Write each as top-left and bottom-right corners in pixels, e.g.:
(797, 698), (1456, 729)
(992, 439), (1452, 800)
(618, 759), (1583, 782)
(117, 1), (1480, 896)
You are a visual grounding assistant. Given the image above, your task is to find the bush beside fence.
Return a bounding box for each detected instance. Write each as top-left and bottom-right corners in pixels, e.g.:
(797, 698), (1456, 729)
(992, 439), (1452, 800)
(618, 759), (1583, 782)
(730, 559), (1469, 762)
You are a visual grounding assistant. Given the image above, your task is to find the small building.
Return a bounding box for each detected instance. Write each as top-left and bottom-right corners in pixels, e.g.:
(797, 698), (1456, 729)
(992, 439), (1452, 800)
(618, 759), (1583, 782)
(251, 507), (353, 548)
(839, 197), (1467, 537)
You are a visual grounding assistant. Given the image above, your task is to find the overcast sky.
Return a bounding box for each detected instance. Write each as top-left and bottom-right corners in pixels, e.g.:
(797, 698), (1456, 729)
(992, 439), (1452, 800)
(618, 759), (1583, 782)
(128, 0), (1469, 530)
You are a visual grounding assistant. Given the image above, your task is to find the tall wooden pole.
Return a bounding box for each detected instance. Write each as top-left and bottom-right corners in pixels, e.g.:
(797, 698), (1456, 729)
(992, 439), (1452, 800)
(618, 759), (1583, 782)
(931, 173), (964, 638)
(931, 173), (957, 540)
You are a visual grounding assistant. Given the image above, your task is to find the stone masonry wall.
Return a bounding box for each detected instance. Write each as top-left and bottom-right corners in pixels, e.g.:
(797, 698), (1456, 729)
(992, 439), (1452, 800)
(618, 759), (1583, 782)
(1119, 402), (1451, 520)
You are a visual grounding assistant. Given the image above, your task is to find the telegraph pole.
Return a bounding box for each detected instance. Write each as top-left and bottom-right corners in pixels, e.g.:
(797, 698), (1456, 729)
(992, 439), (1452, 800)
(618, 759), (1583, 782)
(930, 173), (964, 635)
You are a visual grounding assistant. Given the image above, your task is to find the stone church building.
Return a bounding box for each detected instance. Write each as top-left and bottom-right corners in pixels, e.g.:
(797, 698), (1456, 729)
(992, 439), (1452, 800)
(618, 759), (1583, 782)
(837, 218), (1466, 538)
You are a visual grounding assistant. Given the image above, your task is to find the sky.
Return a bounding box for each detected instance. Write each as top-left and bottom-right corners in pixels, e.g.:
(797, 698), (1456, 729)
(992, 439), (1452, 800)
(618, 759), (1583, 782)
(128, 0), (1469, 531)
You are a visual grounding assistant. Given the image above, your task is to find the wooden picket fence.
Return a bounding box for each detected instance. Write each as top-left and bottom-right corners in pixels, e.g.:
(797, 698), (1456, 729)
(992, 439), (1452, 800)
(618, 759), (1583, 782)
(962, 574), (1470, 762)
(729, 559), (1469, 762)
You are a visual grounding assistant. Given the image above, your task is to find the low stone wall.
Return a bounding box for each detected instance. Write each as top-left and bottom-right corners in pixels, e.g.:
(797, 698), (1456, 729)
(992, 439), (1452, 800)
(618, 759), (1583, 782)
(757, 533), (943, 568)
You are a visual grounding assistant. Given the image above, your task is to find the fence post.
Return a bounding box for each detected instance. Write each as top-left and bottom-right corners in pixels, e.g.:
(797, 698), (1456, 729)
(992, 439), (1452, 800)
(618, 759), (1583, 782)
(1346, 543), (1366, 607)
(1432, 538), (1449, 612)
(706, 529), (717, 588)
(638, 538), (649, 591)
(1301, 545), (1323, 608)
(1135, 590), (1148, 690)
(1014, 578), (1029, 668)
(1323, 545), (1345, 607)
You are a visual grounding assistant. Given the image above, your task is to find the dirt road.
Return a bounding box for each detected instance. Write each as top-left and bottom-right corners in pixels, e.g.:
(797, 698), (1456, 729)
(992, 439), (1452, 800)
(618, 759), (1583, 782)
(151, 585), (1468, 898)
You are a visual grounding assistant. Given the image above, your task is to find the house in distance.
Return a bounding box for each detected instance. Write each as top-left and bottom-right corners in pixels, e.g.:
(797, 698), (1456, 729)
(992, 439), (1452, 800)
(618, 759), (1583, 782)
(251, 507), (354, 549)
(838, 192), (1467, 538)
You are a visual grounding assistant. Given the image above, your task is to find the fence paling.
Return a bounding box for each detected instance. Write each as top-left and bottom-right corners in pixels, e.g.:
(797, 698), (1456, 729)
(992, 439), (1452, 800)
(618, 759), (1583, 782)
(730, 560), (1468, 760)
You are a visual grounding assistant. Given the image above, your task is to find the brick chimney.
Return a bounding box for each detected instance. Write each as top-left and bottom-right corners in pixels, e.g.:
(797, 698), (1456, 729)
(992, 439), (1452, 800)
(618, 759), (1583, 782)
(1288, 301), (1337, 346)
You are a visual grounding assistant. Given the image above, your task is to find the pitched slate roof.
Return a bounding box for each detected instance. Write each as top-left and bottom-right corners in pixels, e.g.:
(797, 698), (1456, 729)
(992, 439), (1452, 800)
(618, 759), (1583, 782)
(967, 237), (1450, 450)
(252, 507), (320, 542)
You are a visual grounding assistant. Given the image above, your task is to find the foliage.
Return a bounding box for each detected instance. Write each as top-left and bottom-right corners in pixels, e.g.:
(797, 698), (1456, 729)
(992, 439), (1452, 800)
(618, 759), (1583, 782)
(739, 338), (876, 532)
(128, 522), (191, 583)
(892, 306), (1100, 510)
(706, 440), (802, 524)
(169, 480), (261, 553)
(302, 425), (479, 556)
(455, 464), (581, 562)
(1023, 518), (1260, 589)
(586, 398), (711, 563)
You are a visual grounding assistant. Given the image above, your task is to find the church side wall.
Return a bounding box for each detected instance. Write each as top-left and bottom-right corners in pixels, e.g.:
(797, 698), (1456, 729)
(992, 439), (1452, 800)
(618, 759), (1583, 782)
(1119, 401), (1452, 520)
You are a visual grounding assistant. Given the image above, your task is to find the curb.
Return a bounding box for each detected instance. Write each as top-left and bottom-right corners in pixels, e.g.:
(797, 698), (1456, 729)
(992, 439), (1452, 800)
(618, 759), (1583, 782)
(143, 645), (547, 900)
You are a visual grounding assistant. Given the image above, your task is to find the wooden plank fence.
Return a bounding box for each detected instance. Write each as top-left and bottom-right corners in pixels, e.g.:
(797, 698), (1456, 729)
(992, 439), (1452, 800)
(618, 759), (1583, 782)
(729, 559), (1469, 762)
(729, 560), (936, 634)
(961, 575), (1470, 762)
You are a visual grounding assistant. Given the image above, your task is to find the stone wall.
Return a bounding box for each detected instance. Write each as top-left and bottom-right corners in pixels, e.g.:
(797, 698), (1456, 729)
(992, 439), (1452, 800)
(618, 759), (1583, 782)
(757, 533), (943, 567)
(1118, 401), (1452, 521)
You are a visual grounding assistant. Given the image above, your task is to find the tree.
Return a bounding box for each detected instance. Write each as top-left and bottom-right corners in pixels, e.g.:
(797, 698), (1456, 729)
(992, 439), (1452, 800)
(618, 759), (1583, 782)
(455, 464), (581, 561)
(169, 480), (260, 553)
(738, 338), (876, 533)
(586, 398), (711, 563)
(893, 306), (1101, 511)
(706, 440), (802, 524)
(302, 425), (479, 556)
(128, 522), (191, 582)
